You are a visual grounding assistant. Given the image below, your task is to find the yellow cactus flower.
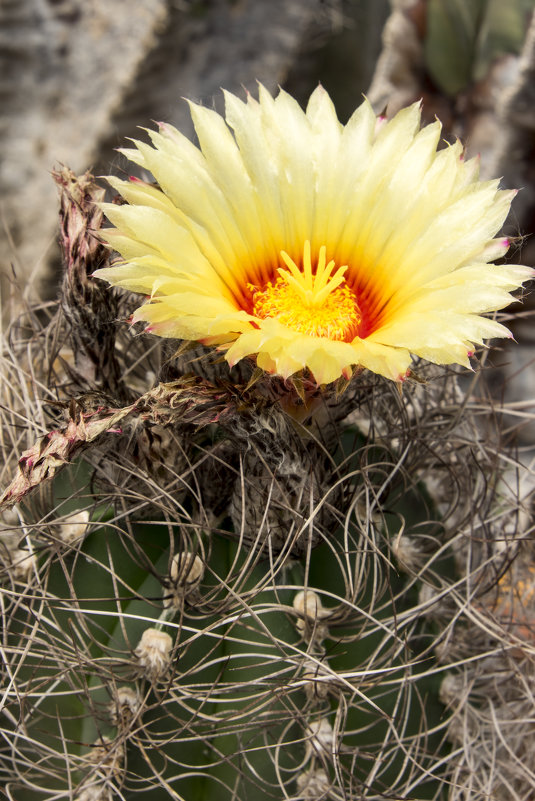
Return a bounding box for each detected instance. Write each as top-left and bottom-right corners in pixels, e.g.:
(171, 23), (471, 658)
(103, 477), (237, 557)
(94, 86), (532, 385)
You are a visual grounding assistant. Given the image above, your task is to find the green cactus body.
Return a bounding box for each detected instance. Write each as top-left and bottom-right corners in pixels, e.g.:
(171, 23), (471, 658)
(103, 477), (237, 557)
(1, 157), (533, 801)
(2, 363), (477, 801)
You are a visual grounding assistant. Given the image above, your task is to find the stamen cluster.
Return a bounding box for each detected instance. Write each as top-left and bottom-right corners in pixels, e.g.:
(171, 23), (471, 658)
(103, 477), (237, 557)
(251, 242), (362, 341)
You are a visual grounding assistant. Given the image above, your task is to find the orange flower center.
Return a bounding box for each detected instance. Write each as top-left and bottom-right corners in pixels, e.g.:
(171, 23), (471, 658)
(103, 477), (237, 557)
(251, 242), (361, 342)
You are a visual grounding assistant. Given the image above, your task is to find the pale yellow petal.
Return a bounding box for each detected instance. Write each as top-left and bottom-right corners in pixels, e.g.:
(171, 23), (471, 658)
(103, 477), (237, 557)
(226, 319), (412, 383)
(100, 203), (244, 305)
(131, 139), (255, 281)
(224, 89), (286, 254)
(99, 229), (163, 262)
(371, 312), (511, 358)
(258, 86), (315, 255)
(188, 100), (280, 280)
(133, 294), (253, 340)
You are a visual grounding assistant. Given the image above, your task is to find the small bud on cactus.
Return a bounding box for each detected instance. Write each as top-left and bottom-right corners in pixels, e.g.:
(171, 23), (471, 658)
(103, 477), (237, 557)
(296, 767), (332, 799)
(305, 717), (335, 760)
(134, 628), (174, 681)
(56, 508), (91, 545)
(108, 686), (142, 729)
(165, 551), (205, 608)
(293, 590), (330, 645)
(8, 546), (37, 583)
(301, 659), (332, 702)
(75, 738), (124, 801)
(392, 531), (425, 573)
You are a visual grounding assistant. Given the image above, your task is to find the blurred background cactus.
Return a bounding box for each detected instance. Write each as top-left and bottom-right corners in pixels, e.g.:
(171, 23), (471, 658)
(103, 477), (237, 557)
(2, 1), (535, 799)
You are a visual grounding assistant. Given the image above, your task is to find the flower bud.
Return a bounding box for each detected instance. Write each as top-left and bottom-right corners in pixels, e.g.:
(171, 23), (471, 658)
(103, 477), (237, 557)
(75, 737), (124, 801)
(134, 628), (173, 680)
(293, 590), (329, 645)
(108, 686), (142, 728)
(165, 552), (204, 608)
(305, 717), (335, 760)
(392, 533), (425, 573)
(301, 659), (331, 702)
(296, 767), (332, 799)
(10, 547), (37, 583)
(57, 509), (90, 545)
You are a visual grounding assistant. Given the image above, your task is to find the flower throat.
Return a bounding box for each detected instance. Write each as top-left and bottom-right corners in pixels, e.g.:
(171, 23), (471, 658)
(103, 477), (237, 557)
(251, 242), (361, 342)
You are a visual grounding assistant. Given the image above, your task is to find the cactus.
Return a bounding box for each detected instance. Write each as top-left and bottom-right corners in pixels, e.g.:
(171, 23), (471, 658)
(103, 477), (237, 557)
(0, 156), (533, 801)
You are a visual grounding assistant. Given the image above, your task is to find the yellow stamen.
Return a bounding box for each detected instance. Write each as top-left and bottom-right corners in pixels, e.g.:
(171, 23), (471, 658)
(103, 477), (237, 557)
(252, 242), (361, 341)
(279, 243), (349, 306)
